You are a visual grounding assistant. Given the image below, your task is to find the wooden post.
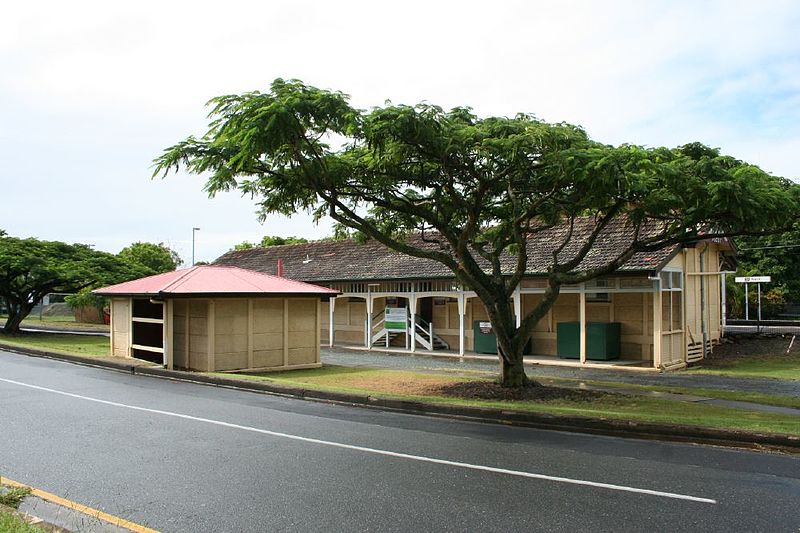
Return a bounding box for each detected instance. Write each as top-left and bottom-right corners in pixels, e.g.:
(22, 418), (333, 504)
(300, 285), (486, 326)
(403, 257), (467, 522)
(128, 298), (133, 359)
(316, 298), (321, 364)
(653, 281), (662, 369)
(207, 300), (215, 372)
(247, 299), (254, 369)
(184, 306), (190, 369)
(109, 299), (115, 358)
(458, 289), (466, 356)
(681, 273), (688, 363)
(283, 298), (289, 367)
(328, 297), (336, 347)
(513, 287), (522, 328)
(366, 292), (373, 349)
(164, 300), (174, 369)
(410, 288), (417, 353)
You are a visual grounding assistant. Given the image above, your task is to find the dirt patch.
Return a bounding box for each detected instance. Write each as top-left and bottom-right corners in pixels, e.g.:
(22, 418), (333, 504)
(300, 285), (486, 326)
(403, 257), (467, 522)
(708, 334), (799, 363)
(435, 380), (611, 403)
(327, 373), (459, 396)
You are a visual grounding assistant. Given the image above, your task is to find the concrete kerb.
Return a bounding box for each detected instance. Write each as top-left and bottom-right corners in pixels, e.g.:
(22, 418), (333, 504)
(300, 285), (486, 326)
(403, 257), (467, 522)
(1, 476), (156, 533)
(2, 342), (799, 454)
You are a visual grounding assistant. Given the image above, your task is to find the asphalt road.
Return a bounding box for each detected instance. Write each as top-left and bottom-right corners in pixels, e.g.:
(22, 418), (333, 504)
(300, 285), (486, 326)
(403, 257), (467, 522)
(1, 350), (799, 532)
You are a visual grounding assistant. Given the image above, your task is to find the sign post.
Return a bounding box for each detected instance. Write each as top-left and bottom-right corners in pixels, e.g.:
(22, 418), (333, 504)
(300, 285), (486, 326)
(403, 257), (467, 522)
(734, 276), (771, 332)
(384, 307), (408, 331)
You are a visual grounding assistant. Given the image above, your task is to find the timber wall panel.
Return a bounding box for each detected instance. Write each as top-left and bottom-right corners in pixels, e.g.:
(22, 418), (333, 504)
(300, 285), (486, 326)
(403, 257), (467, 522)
(214, 299), (249, 371)
(188, 300), (209, 371)
(586, 303), (611, 322)
(173, 300), (188, 368)
(252, 299), (284, 368)
(288, 299), (318, 365)
(553, 293), (580, 324)
(432, 300), (448, 329)
(111, 298), (130, 358)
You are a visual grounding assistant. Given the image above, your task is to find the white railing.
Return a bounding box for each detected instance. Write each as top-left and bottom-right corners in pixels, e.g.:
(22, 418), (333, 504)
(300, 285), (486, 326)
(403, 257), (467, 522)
(364, 312), (449, 350)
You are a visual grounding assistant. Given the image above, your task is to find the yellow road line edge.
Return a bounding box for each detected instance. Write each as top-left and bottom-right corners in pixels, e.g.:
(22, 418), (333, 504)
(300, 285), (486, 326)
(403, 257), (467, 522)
(1, 476), (159, 533)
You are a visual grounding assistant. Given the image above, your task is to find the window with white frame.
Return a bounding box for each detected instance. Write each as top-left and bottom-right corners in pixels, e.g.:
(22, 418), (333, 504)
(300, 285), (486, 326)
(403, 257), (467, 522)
(660, 270), (683, 332)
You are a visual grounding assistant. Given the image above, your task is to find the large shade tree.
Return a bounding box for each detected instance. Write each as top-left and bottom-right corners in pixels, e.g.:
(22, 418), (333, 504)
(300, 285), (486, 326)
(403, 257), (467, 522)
(154, 79), (800, 387)
(0, 235), (150, 333)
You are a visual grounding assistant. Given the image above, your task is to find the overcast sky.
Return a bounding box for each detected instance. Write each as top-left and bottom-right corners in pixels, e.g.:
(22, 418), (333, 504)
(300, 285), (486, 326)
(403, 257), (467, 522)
(2, 1), (798, 264)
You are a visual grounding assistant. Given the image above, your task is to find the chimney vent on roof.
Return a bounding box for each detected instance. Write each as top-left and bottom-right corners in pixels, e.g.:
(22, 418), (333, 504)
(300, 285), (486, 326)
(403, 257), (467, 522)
(302, 254), (312, 264)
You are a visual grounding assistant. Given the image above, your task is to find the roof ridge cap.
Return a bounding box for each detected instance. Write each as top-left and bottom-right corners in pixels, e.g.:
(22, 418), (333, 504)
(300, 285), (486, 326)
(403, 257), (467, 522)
(223, 266), (274, 291)
(160, 266), (202, 293)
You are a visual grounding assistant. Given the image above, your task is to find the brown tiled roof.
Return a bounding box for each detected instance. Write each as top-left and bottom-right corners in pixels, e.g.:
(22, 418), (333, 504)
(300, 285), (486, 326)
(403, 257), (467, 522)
(214, 218), (679, 282)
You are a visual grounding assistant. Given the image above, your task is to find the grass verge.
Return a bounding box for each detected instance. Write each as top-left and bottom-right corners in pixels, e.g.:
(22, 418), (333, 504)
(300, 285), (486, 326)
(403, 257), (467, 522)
(215, 366), (800, 436)
(545, 378), (800, 409)
(0, 314), (110, 332)
(0, 332), (110, 358)
(0, 511), (46, 533)
(687, 356), (800, 380)
(0, 487), (30, 509)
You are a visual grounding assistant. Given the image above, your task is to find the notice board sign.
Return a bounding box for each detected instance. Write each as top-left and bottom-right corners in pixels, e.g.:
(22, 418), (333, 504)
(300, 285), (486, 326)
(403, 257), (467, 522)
(734, 276), (771, 283)
(385, 307), (408, 332)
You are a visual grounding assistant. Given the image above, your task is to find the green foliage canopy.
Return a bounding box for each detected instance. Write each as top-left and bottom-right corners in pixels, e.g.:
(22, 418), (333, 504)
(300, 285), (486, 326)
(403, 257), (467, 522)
(233, 235), (309, 251)
(0, 234), (150, 332)
(118, 241), (182, 274)
(154, 79), (800, 386)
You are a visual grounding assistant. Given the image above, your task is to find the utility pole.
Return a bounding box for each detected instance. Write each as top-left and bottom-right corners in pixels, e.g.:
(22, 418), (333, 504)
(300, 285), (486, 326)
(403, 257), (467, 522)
(192, 227), (200, 266)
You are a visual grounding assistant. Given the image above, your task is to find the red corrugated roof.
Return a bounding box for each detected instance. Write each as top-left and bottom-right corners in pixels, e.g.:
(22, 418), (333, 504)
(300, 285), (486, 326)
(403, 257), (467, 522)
(93, 266), (339, 297)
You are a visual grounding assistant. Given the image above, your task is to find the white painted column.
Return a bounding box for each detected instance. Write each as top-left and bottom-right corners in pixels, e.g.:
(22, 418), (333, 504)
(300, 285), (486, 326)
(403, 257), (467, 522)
(513, 286), (522, 328)
(328, 297), (336, 347)
(458, 289), (466, 356)
(409, 290), (417, 353)
(579, 285), (587, 364)
(366, 294), (373, 350)
(720, 272), (727, 333)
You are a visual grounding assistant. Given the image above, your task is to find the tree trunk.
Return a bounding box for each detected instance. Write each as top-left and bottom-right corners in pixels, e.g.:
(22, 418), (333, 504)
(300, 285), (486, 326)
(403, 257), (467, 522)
(500, 347), (530, 387)
(2, 302), (32, 334)
(2, 313), (23, 334)
(490, 305), (537, 388)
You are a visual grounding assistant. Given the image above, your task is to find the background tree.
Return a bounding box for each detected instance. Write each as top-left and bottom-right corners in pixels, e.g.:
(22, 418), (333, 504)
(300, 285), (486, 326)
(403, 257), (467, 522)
(117, 242), (182, 274)
(728, 220), (800, 318)
(0, 234), (150, 333)
(259, 235), (308, 247)
(232, 235), (309, 251)
(154, 79), (800, 387)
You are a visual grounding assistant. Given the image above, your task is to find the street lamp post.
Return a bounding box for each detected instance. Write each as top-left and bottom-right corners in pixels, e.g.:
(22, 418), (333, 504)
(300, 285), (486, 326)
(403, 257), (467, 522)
(192, 227), (200, 266)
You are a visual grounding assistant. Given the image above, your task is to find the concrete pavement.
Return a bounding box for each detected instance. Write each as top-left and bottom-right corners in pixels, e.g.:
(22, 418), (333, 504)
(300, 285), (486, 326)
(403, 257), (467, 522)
(1, 350), (799, 532)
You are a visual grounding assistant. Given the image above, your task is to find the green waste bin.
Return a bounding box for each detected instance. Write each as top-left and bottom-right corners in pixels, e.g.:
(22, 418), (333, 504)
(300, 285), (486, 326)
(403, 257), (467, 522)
(557, 322), (621, 360)
(473, 320), (497, 354)
(556, 322), (580, 359)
